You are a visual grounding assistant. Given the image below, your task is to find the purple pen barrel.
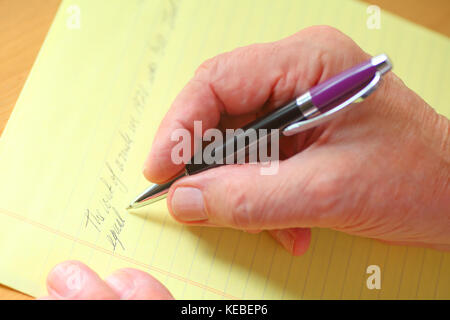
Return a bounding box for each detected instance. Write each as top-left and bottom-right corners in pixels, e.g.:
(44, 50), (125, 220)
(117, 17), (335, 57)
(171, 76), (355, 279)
(310, 54), (392, 110)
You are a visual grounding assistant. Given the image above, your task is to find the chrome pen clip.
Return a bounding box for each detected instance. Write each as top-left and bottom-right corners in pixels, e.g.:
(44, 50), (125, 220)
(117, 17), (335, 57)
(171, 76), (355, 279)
(282, 71), (382, 136)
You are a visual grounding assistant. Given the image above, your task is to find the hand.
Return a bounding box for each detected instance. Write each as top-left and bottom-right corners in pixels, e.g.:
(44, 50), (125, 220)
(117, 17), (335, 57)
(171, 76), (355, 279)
(39, 261), (173, 300)
(144, 26), (450, 255)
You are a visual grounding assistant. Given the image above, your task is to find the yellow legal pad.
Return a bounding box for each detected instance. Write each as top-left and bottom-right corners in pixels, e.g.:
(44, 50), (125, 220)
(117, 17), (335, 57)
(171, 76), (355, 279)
(0, 0), (449, 299)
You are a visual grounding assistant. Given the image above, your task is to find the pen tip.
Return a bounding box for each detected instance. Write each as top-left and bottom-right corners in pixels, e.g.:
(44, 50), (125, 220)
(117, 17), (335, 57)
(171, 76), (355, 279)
(126, 205), (133, 210)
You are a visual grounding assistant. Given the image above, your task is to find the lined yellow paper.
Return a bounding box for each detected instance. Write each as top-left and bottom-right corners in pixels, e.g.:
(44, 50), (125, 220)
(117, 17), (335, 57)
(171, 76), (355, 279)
(0, 0), (449, 299)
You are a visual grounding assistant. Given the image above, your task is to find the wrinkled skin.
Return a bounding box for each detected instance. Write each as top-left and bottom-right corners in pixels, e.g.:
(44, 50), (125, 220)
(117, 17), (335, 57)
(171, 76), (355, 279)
(41, 26), (450, 299)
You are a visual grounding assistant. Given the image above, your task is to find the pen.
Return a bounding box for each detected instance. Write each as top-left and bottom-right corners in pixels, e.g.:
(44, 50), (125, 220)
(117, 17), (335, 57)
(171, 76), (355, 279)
(127, 54), (392, 210)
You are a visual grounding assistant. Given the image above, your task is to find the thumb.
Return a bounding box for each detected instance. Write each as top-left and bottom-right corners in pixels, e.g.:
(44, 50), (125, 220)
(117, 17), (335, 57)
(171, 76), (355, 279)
(167, 154), (337, 231)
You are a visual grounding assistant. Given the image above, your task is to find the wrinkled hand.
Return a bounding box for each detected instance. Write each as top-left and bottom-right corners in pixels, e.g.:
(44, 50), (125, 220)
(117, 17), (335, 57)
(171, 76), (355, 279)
(144, 26), (450, 254)
(40, 261), (173, 300)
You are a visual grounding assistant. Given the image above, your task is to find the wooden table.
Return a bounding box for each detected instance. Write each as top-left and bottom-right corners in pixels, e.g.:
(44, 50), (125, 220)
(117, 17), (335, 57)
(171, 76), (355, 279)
(0, 0), (449, 300)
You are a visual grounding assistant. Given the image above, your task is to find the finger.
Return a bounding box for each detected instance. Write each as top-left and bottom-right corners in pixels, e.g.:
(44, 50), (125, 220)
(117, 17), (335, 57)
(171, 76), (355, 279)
(46, 260), (119, 300)
(105, 268), (174, 300)
(166, 152), (340, 231)
(269, 228), (312, 256)
(144, 26), (368, 183)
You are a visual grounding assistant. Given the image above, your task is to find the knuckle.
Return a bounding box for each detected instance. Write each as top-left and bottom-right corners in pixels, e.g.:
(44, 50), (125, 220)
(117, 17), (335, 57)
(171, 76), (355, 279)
(307, 25), (344, 38)
(299, 25), (365, 62)
(195, 60), (212, 78)
(301, 25), (351, 46)
(194, 54), (221, 79)
(224, 183), (258, 229)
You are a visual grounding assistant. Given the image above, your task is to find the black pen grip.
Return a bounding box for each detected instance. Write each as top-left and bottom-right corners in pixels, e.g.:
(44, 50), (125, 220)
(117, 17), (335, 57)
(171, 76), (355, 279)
(185, 99), (305, 175)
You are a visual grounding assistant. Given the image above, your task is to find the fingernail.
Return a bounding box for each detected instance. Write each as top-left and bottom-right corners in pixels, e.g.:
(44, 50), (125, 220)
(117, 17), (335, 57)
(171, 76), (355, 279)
(275, 230), (295, 253)
(171, 187), (207, 222)
(47, 262), (84, 298)
(105, 270), (136, 300)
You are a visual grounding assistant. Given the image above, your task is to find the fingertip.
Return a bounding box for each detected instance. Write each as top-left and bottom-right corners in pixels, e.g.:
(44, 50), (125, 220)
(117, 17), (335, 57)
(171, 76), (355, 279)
(46, 260), (118, 300)
(289, 228), (311, 256)
(105, 268), (174, 300)
(269, 230), (295, 254)
(270, 228), (311, 256)
(142, 162), (183, 185)
(142, 150), (171, 184)
(142, 160), (159, 183)
(46, 260), (85, 298)
(143, 141), (186, 184)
